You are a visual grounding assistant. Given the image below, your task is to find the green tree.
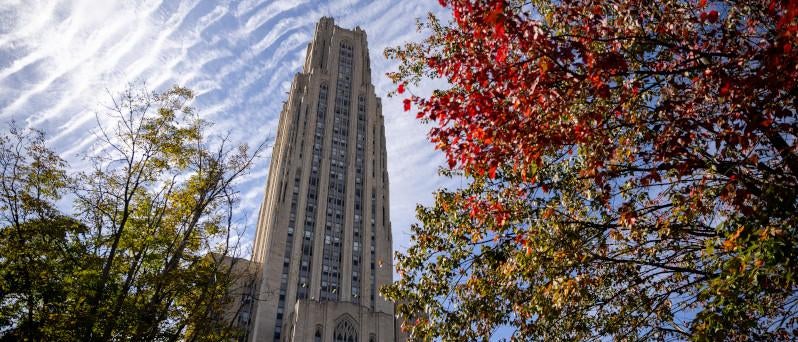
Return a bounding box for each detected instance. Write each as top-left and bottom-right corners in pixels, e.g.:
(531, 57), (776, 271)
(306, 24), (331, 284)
(0, 86), (264, 341)
(383, 0), (798, 340)
(0, 125), (84, 340)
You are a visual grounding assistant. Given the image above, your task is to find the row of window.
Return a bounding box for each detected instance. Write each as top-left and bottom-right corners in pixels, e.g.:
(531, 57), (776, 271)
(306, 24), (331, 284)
(274, 83), (331, 341)
(370, 189), (377, 306)
(320, 42), (354, 301)
(351, 94), (367, 303)
(274, 171), (302, 341)
(298, 82), (330, 301)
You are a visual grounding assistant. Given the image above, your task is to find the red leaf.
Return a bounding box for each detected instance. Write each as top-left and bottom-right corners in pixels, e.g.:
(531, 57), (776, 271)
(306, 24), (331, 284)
(719, 82), (731, 97)
(438, 0), (446, 7)
(485, 2), (503, 24)
(707, 10), (718, 23)
(398, 83), (405, 94)
(597, 83), (610, 98)
(494, 23), (506, 39)
(404, 98), (412, 112)
(496, 45), (508, 63)
(488, 164), (498, 179)
(698, 0), (707, 8)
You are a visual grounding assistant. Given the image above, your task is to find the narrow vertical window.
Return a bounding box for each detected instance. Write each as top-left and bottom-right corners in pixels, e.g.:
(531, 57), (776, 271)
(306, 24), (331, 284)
(315, 327), (323, 342)
(351, 94), (366, 303)
(370, 188), (376, 306)
(321, 41), (353, 301)
(274, 168), (302, 341)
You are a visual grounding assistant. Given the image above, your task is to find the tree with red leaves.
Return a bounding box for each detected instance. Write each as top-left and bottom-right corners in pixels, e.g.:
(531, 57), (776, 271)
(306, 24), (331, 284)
(381, 0), (798, 340)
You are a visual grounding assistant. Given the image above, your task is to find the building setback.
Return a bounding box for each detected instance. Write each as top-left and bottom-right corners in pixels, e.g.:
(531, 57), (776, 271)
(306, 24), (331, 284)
(249, 17), (399, 342)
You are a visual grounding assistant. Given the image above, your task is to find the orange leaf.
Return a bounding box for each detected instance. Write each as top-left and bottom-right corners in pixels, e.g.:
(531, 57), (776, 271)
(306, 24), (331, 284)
(488, 164), (498, 179)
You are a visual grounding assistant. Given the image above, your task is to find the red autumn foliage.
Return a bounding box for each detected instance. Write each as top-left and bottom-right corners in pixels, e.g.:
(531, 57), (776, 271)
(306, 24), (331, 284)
(403, 0), (798, 218)
(385, 0), (798, 339)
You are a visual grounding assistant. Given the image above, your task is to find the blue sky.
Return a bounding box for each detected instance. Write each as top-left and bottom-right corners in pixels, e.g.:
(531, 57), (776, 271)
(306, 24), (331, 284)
(0, 0), (461, 261)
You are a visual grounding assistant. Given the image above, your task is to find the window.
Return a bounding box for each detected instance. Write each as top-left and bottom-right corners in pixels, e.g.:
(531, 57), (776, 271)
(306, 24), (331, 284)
(333, 317), (357, 342)
(315, 327), (323, 342)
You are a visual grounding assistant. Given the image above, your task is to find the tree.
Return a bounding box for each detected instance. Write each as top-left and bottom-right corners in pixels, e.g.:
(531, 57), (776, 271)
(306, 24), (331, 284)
(0, 86), (265, 340)
(0, 125), (82, 340)
(382, 0), (798, 340)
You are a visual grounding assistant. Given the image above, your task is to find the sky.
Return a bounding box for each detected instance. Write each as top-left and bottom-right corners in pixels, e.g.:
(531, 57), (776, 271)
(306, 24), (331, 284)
(0, 0), (462, 260)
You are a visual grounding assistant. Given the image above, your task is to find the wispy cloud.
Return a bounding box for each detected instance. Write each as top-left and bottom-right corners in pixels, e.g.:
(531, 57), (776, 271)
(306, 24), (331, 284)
(0, 0), (454, 270)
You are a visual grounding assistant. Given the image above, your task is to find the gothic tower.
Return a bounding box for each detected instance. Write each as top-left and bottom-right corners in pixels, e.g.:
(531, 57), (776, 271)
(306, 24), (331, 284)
(249, 17), (397, 342)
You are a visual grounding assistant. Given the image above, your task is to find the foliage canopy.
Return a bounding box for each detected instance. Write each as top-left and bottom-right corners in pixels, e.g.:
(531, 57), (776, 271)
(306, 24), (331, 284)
(382, 0), (798, 340)
(0, 86), (263, 341)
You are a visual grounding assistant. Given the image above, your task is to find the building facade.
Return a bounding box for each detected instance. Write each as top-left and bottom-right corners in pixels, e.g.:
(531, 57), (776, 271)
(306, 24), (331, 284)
(212, 255), (259, 342)
(249, 17), (398, 342)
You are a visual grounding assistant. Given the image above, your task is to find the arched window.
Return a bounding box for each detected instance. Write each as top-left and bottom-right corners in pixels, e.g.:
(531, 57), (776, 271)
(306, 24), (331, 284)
(333, 317), (357, 342)
(314, 327), (322, 342)
(340, 40), (353, 51)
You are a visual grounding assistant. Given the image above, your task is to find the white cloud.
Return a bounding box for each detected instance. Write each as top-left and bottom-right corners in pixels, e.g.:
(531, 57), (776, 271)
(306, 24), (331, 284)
(0, 0), (454, 275)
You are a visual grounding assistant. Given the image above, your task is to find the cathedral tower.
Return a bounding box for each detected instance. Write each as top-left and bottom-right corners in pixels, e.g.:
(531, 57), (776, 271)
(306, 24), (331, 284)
(250, 17), (396, 342)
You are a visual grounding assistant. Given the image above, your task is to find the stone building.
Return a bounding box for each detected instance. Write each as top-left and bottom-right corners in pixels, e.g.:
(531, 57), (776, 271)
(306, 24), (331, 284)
(248, 17), (400, 342)
(211, 255), (259, 342)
